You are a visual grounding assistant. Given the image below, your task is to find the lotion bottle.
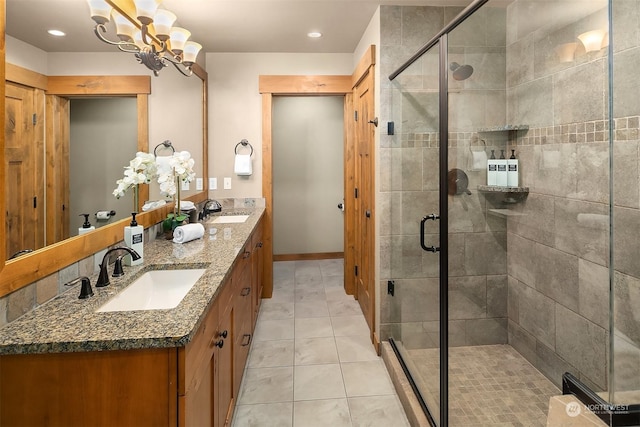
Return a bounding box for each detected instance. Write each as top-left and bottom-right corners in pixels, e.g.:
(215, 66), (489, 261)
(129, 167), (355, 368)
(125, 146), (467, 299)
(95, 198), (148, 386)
(123, 212), (143, 266)
(496, 149), (508, 186)
(487, 149), (498, 186)
(78, 213), (95, 235)
(507, 149), (519, 187)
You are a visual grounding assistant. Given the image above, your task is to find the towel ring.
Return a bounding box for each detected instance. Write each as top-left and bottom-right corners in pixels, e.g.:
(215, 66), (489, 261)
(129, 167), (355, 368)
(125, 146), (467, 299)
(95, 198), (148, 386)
(235, 139), (253, 156)
(154, 140), (176, 157)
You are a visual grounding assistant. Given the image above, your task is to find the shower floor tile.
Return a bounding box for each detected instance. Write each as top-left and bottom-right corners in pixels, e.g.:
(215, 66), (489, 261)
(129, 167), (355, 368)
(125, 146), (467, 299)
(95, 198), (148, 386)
(406, 344), (560, 427)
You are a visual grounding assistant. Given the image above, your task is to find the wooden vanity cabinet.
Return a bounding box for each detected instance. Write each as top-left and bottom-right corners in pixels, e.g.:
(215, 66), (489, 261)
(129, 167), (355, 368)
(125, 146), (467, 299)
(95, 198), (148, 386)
(0, 217), (264, 427)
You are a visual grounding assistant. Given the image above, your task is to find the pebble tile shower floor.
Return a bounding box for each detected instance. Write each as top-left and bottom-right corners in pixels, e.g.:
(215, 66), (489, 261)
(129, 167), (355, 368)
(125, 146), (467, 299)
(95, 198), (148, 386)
(406, 345), (560, 426)
(232, 259), (410, 427)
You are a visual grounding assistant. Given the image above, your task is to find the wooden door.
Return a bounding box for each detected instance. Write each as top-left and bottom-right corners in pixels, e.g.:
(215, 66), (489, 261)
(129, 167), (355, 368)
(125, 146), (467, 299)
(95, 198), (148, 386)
(4, 82), (42, 258)
(353, 68), (375, 335)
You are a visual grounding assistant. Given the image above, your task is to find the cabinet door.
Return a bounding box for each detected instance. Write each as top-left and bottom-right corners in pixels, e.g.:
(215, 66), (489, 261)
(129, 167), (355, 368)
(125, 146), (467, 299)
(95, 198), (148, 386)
(185, 353), (215, 427)
(218, 301), (234, 427)
(183, 294), (220, 427)
(251, 221), (264, 328)
(233, 252), (253, 399)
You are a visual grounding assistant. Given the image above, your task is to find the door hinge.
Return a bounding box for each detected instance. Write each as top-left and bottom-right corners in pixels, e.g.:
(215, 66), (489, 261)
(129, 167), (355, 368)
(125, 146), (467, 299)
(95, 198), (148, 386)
(354, 111), (358, 122)
(354, 188), (359, 199)
(387, 280), (395, 296)
(32, 113), (37, 125)
(354, 265), (359, 277)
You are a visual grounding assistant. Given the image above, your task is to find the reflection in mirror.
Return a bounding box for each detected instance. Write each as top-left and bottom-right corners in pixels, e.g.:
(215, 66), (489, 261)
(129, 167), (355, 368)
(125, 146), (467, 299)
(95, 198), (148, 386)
(70, 97), (138, 235)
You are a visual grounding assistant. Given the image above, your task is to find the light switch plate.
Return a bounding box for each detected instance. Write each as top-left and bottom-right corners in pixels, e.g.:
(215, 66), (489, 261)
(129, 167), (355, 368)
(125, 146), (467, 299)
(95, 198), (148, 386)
(209, 177), (217, 190)
(224, 177), (231, 190)
(181, 181), (189, 191)
(196, 178), (203, 191)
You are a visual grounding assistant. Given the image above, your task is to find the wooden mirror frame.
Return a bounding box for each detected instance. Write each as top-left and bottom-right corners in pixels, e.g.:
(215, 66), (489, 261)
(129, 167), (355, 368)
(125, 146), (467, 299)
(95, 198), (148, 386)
(0, 65), (208, 297)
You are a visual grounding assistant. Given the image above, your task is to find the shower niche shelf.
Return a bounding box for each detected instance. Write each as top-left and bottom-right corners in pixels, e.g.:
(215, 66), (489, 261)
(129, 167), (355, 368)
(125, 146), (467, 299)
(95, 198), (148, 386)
(478, 185), (529, 204)
(477, 185), (529, 193)
(477, 125), (529, 132)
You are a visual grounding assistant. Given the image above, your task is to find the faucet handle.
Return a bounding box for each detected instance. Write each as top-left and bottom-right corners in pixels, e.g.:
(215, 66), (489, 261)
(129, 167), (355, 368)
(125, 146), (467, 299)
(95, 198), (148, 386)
(64, 277), (94, 299)
(113, 255), (125, 277)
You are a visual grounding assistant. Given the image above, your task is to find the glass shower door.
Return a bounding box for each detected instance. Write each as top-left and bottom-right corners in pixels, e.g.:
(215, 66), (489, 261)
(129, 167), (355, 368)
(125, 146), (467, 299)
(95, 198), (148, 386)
(385, 42), (442, 424)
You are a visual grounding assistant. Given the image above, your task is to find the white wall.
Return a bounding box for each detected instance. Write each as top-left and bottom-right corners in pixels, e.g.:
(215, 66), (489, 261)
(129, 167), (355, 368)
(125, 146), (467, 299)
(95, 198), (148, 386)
(205, 52), (353, 199)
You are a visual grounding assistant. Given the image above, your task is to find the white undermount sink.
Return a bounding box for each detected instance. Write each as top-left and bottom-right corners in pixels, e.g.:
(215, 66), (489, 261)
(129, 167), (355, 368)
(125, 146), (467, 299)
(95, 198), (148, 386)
(96, 269), (207, 312)
(209, 215), (250, 224)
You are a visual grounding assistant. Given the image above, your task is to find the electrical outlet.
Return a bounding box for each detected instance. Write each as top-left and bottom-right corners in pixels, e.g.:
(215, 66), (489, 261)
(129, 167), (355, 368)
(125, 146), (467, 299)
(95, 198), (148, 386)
(181, 180), (189, 191)
(196, 178), (203, 191)
(224, 177), (231, 190)
(209, 177), (217, 190)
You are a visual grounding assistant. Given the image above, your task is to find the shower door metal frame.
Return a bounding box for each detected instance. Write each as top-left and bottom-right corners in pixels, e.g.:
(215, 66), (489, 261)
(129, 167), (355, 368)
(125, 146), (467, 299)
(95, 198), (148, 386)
(388, 1), (489, 425)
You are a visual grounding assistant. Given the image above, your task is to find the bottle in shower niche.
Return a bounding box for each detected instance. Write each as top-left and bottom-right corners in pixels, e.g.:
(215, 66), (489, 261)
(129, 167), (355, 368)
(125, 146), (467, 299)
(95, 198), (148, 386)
(487, 149), (498, 186)
(496, 149), (508, 186)
(507, 149), (519, 187)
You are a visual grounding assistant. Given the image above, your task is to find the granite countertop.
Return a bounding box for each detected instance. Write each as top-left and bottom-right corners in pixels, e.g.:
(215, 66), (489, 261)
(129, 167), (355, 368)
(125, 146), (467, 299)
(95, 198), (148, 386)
(0, 208), (264, 355)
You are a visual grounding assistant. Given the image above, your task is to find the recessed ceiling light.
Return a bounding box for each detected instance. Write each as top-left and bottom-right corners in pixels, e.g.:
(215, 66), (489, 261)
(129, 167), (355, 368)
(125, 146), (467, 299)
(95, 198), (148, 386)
(307, 32), (322, 38)
(48, 29), (66, 37)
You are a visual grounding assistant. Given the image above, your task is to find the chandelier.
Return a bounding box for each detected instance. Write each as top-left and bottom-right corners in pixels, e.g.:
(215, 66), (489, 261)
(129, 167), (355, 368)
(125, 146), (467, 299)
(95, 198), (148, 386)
(87, 0), (202, 77)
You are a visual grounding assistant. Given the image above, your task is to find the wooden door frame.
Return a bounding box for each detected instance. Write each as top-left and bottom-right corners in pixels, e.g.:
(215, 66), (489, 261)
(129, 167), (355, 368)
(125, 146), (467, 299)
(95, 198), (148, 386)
(259, 75), (352, 299)
(258, 45), (376, 307)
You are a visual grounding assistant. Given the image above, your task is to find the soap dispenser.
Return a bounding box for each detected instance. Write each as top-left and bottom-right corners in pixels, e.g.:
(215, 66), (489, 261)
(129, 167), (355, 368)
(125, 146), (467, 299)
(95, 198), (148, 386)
(507, 149), (519, 187)
(496, 149), (508, 186)
(123, 213), (143, 266)
(78, 213), (95, 235)
(487, 149), (498, 186)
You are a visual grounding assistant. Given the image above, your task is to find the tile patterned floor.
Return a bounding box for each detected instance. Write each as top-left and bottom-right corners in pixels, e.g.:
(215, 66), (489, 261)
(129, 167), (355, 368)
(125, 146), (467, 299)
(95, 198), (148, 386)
(406, 345), (560, 427)
(232, 259), (410, 427)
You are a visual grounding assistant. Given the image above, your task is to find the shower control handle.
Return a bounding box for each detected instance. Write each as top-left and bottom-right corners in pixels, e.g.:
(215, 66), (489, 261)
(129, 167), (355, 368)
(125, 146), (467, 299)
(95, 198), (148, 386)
(420, 214), (440, 253)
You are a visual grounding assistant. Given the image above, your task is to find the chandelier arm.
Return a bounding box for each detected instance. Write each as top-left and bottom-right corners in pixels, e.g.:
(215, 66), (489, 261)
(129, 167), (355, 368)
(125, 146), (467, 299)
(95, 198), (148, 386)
(94, 24), (140, 53)
(160, 53), (193, 77)
(166, 58), (194, 77)
(140, 25), (168, 53)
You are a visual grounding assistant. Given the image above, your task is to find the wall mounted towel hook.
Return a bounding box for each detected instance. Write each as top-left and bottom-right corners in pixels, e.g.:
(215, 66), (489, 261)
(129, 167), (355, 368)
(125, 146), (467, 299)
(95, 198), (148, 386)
(235, 139), (254, 156)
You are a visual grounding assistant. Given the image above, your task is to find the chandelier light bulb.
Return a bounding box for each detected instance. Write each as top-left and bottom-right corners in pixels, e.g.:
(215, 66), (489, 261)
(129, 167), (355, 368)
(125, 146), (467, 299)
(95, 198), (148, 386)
(153, 9), (176, 41)
(133, 0), (161, 25)
(182, 41), (202, 65)
(112, 11), (136, 42)
(169, 27), (191, 53)
(87, 0), (112, 25)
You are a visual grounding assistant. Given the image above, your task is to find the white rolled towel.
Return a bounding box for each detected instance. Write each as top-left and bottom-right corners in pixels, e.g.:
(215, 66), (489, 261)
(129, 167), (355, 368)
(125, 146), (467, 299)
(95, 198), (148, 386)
(173, 223), (205, 244)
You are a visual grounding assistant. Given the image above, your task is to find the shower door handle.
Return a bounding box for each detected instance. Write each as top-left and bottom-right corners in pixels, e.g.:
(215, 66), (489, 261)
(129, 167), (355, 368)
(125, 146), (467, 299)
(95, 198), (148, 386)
(420, 214), (440, 253)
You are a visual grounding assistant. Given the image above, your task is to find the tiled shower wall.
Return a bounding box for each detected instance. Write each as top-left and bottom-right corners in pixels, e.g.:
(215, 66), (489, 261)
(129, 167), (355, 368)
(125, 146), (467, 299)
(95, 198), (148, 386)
(504, 2), (613, 392)
(379, 5), (510, 349)
(379, 1), (640, 396)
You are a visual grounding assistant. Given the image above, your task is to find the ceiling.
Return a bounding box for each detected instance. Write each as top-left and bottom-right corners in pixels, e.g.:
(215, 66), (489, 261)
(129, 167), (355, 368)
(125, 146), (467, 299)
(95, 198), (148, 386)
(6, 0), (472, 54)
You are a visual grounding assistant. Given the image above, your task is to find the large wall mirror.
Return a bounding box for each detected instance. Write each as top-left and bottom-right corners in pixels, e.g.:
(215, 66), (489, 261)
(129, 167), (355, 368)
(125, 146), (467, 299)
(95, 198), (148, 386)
(0, 57), (208, 296)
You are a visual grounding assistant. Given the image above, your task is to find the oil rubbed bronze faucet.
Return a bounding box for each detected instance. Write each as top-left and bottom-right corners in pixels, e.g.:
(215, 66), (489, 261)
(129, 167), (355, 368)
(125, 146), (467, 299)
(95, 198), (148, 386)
(96, 247), (141, 287)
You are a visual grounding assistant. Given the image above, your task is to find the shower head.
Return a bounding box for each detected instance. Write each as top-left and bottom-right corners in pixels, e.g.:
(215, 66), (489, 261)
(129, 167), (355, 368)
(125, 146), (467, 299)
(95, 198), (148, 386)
(449, 62), (474, 81)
